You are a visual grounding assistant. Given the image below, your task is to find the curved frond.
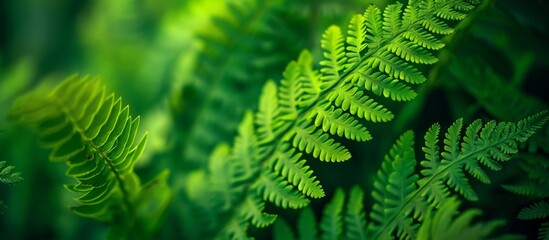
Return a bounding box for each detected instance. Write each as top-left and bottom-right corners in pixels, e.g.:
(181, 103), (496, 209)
(320, 188), (345, 240)
(0, 161), (23, 185)
(277, 113), (546, 240)
(299, 207), (319, 240)
(0, 161), (23, 213)
(370, 130), (418, 239)
(9, 75), (171, 237)
(345, 186), (367, 240)
(518, 201), (549, 220)
(416, 197), (504, 240)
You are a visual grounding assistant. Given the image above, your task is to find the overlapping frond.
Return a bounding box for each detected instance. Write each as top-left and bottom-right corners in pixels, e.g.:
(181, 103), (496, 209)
(371, 112), (548, 239)
(370, 131), (418, 240)
(9, 75), (171, 238)
(204, 0), (485, 238)
(274, 113), (546, 240)
(416, 197), (504, 240)
(503, 152), (549, 239)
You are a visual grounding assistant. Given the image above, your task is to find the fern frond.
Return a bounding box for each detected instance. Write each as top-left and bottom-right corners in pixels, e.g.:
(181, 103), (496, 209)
(0, 161), (23, 185)
(372, 112), (548, 239)
(416, 197), (504, 240)
(370, 130), (418, 239)
(273, 218), (296, 240)
(206, 0), (486, 237)
(299, 207), (319, 240)
(345, 186), (367, 240)
(9, 75), (171, 237)
(0, 161), (23, 213)
(320, 188), (345, 240)
(502, 181), (549, 198)
(277, 114), (545, 240)
(518, 201), (549, 220)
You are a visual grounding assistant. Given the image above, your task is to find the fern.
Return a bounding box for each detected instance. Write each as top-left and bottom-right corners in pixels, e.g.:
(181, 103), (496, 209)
(9, 75), (171, 239)
(274, 113), (548, 239)
(200, 0), (486, 238)
(370, 112), (547, 239)
(503, 154), (549, 239)
(415, 197), (504, 240)
(276, 192), (503, 240)
(0, 161), (23, 214)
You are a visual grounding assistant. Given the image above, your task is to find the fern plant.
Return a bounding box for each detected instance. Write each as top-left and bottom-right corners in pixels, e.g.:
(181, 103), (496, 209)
(9, 75), (171, 239)
(275, 113), (548, 239)
(196, 0), (489, 238)
(0, 161), (23, 214)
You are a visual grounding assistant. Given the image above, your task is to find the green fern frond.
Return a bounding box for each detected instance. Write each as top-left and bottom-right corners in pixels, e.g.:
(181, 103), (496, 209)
(518, 201), (549, 220)
(273, 218), (296, 240)
(0, 161), (23, 185)
(299, 207), (319, 240)
(276, 113), (546, 240)
(502, 181), (549, 198)
(371, 112), (548, 239)
(370, 130), (418, 240)
(345, 186), (368, 240)
(9, 75), (171, 238)
(320, 188), (345, 240)
(0, 161), (23, 213)
(205, 0), (486, 238)
(416, 197), (504, 240)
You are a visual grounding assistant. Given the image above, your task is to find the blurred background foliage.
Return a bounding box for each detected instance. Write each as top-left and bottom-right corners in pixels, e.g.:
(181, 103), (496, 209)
(0, 0), (548, 239)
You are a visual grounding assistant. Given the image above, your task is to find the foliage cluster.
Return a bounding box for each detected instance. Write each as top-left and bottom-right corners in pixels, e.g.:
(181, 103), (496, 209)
(1, 0), (548, 239)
